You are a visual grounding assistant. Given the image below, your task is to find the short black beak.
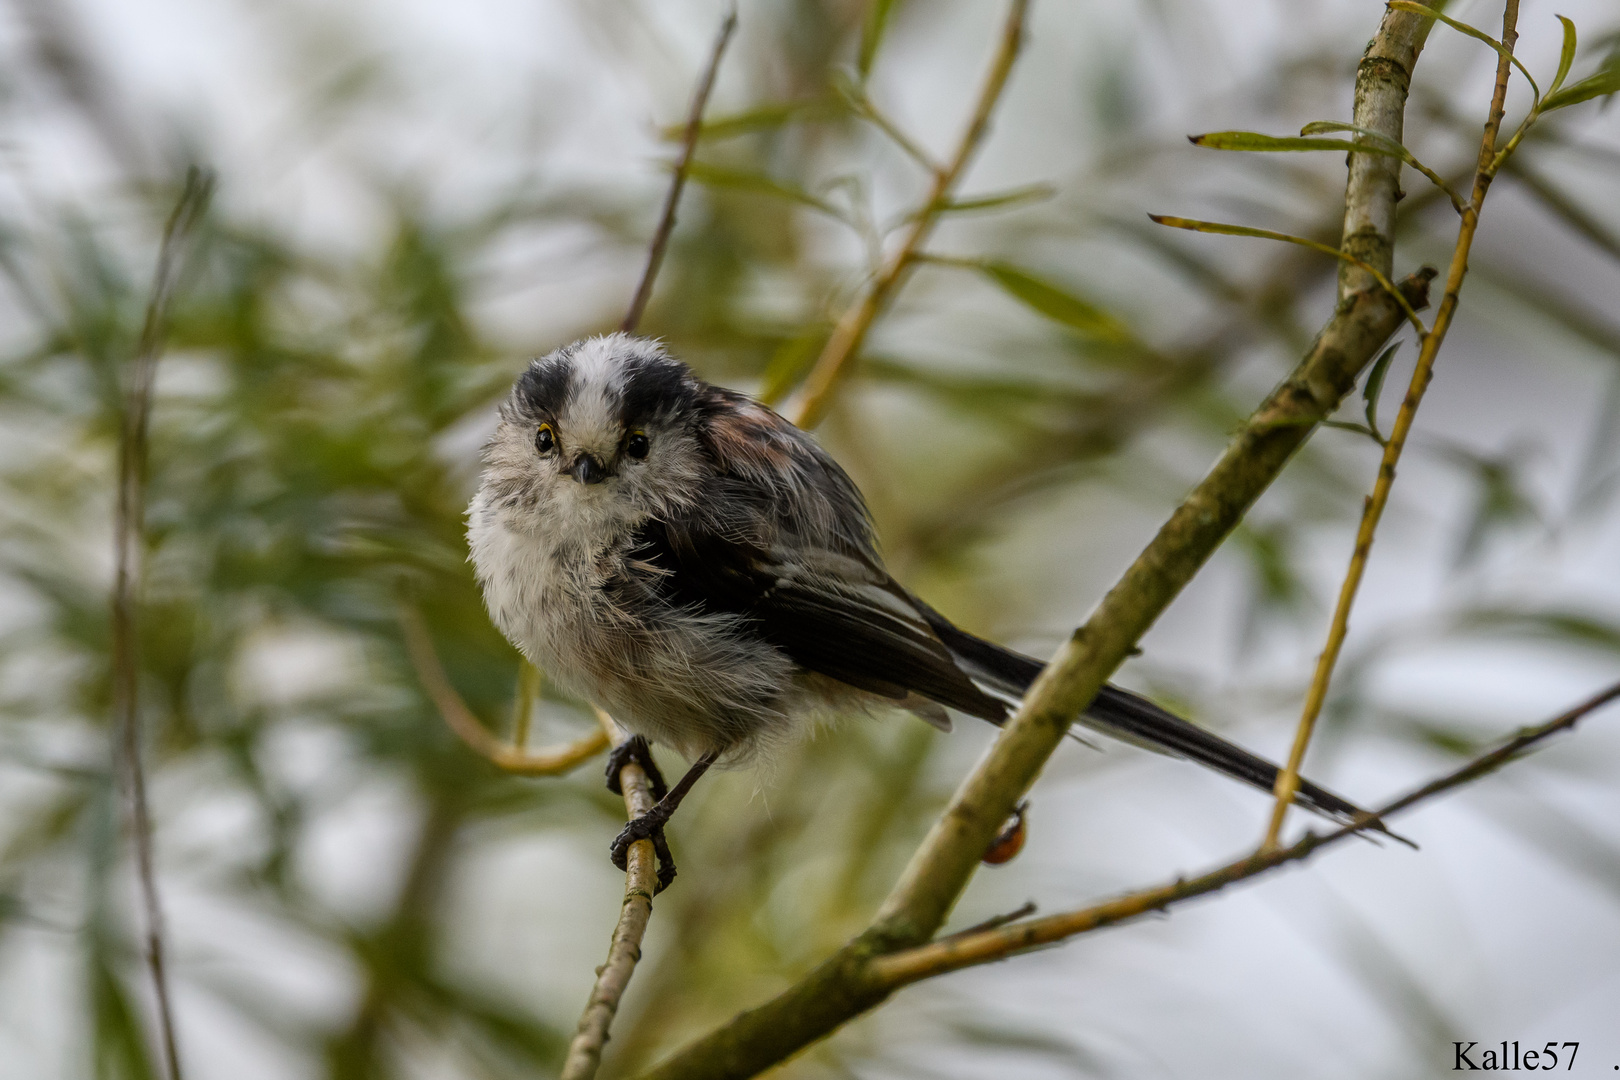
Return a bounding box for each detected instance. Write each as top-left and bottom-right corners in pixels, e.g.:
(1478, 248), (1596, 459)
(570, 453), (610, 485)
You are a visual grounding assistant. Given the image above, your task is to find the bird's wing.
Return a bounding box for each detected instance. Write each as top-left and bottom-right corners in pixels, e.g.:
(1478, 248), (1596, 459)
(627, 513), (1007, 720)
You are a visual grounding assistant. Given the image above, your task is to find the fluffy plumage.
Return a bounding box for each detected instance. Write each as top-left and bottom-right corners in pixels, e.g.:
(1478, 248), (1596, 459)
(468, 333), (1373, 826)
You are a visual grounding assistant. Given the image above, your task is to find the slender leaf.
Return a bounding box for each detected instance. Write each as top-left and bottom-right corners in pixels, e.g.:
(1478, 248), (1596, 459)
(1322, 419), (1387, 445)
(661, 100), (836, 142)
(1363, 342), (1400, 441)
(1542, 60), (1620, 111)
(1301, 121), (1465, 210)
(1191, 130), (1398, 155)
(859, 0), (901, 79)
(929, 257), (1134, 343)
(1387, 1), (1541, 103)
(1550, 15), (1578, 96)
(935, 183), (1055, 214)
(1147, 214), (1426, 333)
(683, 161), (844, 218)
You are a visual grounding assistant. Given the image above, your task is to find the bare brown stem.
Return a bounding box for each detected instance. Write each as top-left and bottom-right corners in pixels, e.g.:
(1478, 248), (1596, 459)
(621, 6), (738, 334)
(559, 711), (663, 1080)
(872, 680), (1620, 986)
(1264, 0), (1522, 850)
(786, 0), (1029, 429)
(111, 165), (213, 1080)
(398, 605), (607, 775)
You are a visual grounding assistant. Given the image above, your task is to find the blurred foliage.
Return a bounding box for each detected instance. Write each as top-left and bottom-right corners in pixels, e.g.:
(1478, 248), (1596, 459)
(1, 1), (1619, 1078)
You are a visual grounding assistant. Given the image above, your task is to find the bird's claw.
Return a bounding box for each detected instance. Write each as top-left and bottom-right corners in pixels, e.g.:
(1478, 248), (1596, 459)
(610, 809), (677, 892)
(605, 735), (669, 800)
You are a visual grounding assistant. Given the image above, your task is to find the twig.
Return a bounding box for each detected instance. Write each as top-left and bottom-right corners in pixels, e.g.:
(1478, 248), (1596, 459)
(111, 165), (213, 1080)
(1263, 0), (1522, 851)
(633, 2), (1435, 1072)
(511, 659), (541, 749)
(937, 901), (1037, 943)
(786, 0), (1029, 429)
(559, 711), (663, 1080)
(555, 17), (743, 1075)
(870, 679), (1620, 986)
(398, 604), (607, 776)
(1147, 215), (1429, 337)
(620, 5), (738, 334)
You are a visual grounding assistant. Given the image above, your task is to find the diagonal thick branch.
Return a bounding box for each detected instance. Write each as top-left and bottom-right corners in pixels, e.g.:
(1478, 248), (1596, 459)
(634, 5), (1440, 1077)
(870, 679), (1620, 985)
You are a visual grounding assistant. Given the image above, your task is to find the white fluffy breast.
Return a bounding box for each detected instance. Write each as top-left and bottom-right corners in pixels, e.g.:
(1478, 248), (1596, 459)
(465, 487), (799, 760)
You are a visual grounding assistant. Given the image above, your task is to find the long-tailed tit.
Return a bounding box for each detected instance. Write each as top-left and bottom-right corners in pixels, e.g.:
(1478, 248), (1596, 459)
(468, 333), (1383, 889)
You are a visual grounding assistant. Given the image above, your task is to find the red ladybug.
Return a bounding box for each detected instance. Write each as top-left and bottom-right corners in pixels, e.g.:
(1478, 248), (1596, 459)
(982, 801), (1029, 866)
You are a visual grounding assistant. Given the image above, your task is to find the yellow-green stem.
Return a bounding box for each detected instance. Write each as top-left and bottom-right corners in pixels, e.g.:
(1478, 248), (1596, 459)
(1263, 0), (1522, 851)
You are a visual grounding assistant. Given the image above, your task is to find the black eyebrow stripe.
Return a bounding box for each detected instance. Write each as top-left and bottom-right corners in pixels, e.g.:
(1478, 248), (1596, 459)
(618, 353), (698, 428)
(516, 351), (576, 419)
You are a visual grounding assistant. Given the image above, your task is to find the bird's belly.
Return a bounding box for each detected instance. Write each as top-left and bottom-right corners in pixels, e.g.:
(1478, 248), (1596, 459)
(471, 518), (795, 759)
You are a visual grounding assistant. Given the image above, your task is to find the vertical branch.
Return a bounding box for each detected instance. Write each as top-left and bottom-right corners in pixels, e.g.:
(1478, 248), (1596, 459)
(110, 166), (214, 1080)
(1263, 0), (1523, 850)
(561, 13), (740, 1079)
(786, 0), (1029, 429)
(620, 5), (738, 335)
(560, 713), (663, 1080)
(1337, 3), (1437, 293)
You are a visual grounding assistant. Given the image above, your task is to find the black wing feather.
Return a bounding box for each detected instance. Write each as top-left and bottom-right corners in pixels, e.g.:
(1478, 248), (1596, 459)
(628, 514), (1006, 719)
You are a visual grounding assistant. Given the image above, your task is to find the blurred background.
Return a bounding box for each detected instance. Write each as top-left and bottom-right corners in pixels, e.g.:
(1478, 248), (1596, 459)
(1, 0), (1619, 1077)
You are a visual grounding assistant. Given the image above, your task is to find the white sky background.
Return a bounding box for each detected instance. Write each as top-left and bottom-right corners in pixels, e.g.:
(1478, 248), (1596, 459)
(1, 0), (1619, 1077)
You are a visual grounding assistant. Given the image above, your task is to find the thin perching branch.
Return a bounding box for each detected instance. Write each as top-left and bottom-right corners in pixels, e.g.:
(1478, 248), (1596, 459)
(556, 12), (742, 1079)
(398, 604), (608, 775)
(870, 680), (1620, 986)
(786, 0), (1030, 429)
(1264, 0), (1522, 850)
(111, 165), (214, 1080)
(560, 711), (663, 1080)
(620, 4), (738, 334)
(633, 1), (1437, 1072)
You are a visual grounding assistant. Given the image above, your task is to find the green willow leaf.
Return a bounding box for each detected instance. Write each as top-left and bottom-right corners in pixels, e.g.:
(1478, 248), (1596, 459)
(1363, 342), (1401, 442)
(934, 184), (1055, 214)
(1386, 1), (1541, 103)
(1550, 15), (1578, 96)
(956, 259), (1134, 343)
(1542, 60), (1620, 111)
(683, 161), (843, 218)
(1190, 130), (1395, 155)
(1147, 214), (1428, 334)
(662, 100), (834, 142)
(859, 0), (901, 79)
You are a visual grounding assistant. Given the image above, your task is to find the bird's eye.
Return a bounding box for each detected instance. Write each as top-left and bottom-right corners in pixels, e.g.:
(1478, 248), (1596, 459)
(535, 424), (556, 455)
(625, 431), (650, 460)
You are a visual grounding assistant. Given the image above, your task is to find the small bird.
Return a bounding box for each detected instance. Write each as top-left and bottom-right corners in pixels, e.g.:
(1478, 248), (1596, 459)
(468, 333), (1381, 890)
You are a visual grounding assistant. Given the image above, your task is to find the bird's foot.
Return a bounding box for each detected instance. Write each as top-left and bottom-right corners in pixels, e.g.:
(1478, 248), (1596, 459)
(610, 807), (677, 892)
(604, 734), (668, 800)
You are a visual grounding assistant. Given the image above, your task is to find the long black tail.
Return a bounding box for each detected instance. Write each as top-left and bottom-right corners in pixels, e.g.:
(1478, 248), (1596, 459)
(916, 606), (1390, 832)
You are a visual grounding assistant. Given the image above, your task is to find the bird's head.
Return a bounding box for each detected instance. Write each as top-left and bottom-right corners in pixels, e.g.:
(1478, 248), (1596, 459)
(477, 333), (709, 532)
